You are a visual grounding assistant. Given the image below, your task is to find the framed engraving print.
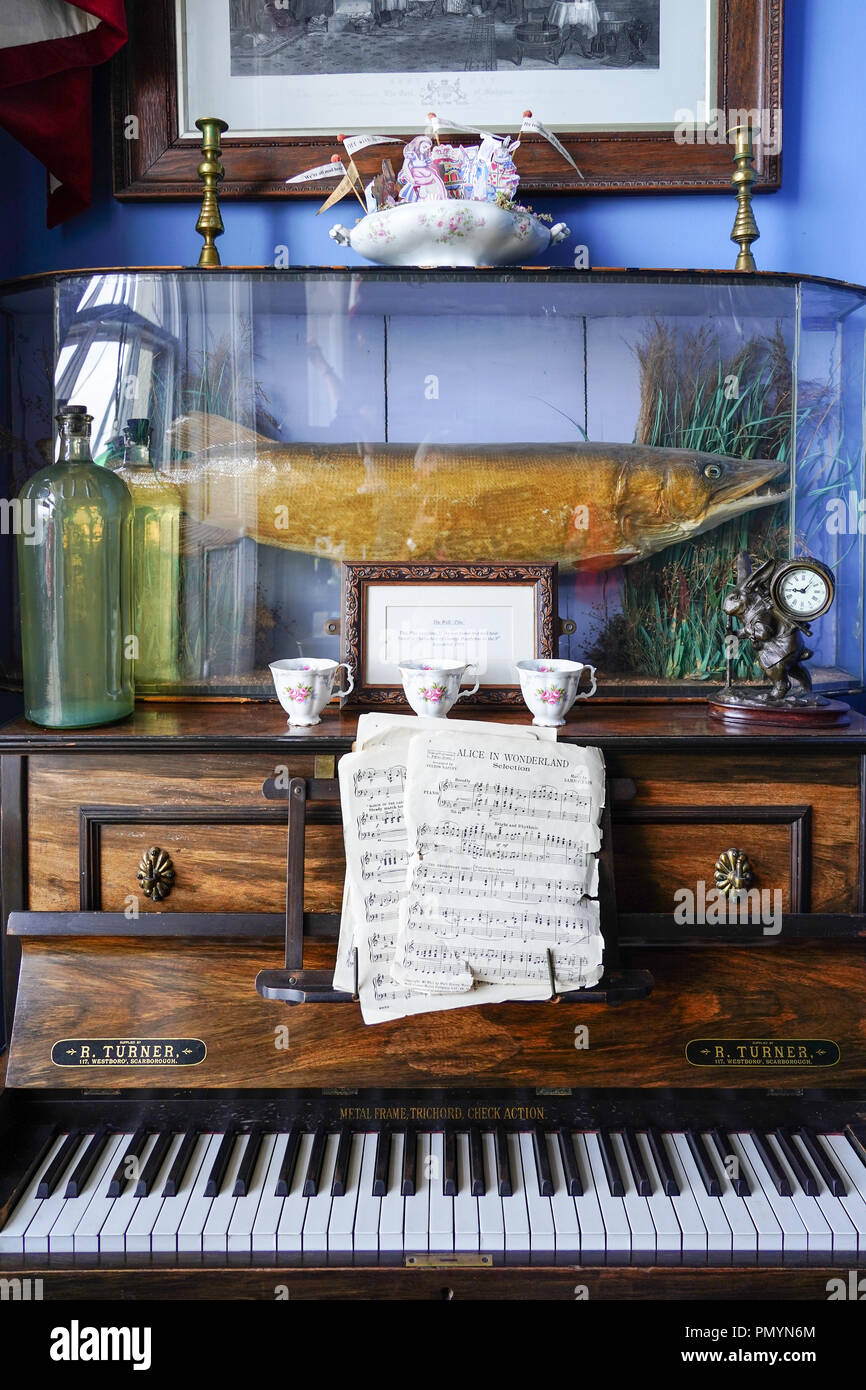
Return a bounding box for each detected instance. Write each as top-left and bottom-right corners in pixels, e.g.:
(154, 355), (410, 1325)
(112, 0), (782, 198)
(341, 562), (557, 707)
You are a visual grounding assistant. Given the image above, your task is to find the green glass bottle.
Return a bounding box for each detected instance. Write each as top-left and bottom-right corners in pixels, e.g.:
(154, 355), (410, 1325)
(17, 405), (134, 728)
(114, 418), (181, 688)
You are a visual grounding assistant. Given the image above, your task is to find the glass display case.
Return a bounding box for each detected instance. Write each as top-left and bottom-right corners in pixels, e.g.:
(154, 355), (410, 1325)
(1, 267), (864, 700)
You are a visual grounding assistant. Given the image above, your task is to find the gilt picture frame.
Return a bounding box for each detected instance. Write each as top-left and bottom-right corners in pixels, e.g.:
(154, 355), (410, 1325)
(111, 0), (783, 199)
(340, 562), (558, 707)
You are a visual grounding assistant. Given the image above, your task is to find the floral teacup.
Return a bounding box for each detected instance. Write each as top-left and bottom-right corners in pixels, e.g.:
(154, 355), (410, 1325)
(269, 657), (354, 726)
(398, 659), (480, 718)
(516, 658), (598, 727)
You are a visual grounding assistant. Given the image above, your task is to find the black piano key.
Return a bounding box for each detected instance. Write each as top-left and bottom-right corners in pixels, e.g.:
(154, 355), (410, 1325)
(372, 1131), (390, 1197)
(233, 1127), (264, 1198)
(204, 1131), (237, 1198)
(622, 1128), (652, 1196)
(531, 1128), (554, 1197)
(65, 1128), (109, 1198)
(493, 1128), (512, 1197)
(162, 1129), (199, 1198)
(468, 1127), (485, 1197)
(797, 1129), (846, 1196)
(331, 1128), (352, 1197)
(685, 1130), (722, 1197)
(597, 1128), (625, 1197)
(647, 1129), (679, 1197)
(107, 1128), (150, 1197)
(557, 1131), (583, 1197)
(275, 1127), (302, 1198)
(135, 1132), (173, 1197)
(772, 1129), (817, 1196)
(303, 1128), (327, 1198)
(705, 1128), (749, 1196)
(443, 1130), (458, 1197)
(751, 1131), (792, 1196)
(844, 1125), (866, 1169)
(401, 1131), (416, 1197)
(37, 1130), (78, 1199)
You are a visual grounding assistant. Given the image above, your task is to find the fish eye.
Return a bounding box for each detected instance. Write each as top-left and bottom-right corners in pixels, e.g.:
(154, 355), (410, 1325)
(703, 462), (723, 479)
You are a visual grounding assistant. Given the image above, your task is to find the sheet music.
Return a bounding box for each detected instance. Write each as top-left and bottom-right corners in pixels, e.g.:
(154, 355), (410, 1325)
(335, 715), (555, 1022)
(392, 733), (605, 997)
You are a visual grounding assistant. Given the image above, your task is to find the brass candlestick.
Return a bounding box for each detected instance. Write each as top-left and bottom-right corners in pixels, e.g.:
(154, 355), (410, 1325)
(730, 124), (759, 272)
(195, 117), (228, 268)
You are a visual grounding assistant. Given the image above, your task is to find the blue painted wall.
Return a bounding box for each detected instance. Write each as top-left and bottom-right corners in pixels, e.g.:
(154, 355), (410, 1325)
(0, 1), (865, 283)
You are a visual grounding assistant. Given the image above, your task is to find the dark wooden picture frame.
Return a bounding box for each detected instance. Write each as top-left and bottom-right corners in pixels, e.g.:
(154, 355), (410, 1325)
(112, 0), (783, 200)
(340, 562), (557, 708)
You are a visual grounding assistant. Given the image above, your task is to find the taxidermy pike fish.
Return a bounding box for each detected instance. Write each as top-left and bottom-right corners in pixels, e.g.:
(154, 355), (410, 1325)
(168, 412), (788, 570)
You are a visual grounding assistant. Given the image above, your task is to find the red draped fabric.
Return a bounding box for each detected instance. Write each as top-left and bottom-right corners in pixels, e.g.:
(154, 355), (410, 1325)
(0, 1), (127, 226)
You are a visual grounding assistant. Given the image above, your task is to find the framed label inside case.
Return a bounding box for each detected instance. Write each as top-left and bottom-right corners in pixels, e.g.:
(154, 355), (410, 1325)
(340, 563), (559, 708)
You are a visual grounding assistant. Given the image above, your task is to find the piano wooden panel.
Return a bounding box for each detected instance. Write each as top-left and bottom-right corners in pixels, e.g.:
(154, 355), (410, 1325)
(6, 936), (864, 1090)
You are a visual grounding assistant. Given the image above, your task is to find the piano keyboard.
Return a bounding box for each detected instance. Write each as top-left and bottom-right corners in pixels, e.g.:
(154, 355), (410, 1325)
(3, 1123), (866, 1264)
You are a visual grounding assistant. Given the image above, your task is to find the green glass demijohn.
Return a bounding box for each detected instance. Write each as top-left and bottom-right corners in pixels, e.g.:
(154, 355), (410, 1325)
(17, 404), (135, 727)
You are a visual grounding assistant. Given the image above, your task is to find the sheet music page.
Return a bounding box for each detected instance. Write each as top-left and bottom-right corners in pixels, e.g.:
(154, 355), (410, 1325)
(335, 716), (554, 1022)
(392, 733), (605, 997)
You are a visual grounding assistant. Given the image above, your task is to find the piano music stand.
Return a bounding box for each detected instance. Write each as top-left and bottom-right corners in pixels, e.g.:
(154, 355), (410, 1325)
(255, 777), (653, 1008)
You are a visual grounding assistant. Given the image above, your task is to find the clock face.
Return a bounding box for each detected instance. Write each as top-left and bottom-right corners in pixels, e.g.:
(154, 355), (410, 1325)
(775, 565), (832, 618)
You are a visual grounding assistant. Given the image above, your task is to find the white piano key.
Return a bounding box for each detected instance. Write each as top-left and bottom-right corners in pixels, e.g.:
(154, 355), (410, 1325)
(766, 1134), (833, 1264)
(820, 1136), (866, 1253)
(328, 1133), (365, 1258)
(176, 1133), (224, 1254)
(226, 1134), (278, 1253)
(403, 1132), (431, 1254)
(428, 1133), (454, 1253)
(377, 1131), (405, 1256)
(246, 1134), (288, 1254)
(151, 1133), (213, 1253)
(655, 1133), (707, 1263)
(518, 1132), (555, 1260)
(670, 1133), (732, 1265)
(698, 1131), (758, 1262)
(610, 1131), (656, 1265)
(203, 1135), (250, 1252)
(634, 1132), (682, 1265)
(353, 1134), (382, 1262)
(302, 1132), (340, 1255)
(453, 1134), (480, 1253)
(125, 1134), (186, 1252)
(736, 1132), (807, 1262)
(0, 1133), (72, 1254)
(501, 1134), (530, 1263)
(99, 1133), (163, 1252)
(722, 1134), (783, 1264)
(277, 1132), (314, 1253)
(477, 1132), (504, 1254)
(544, 1132), (581, 1262)
(570, 1134), (606, 1264)
(789, 1134), (857, 1262)
(583, 1131), (630, 1263)
(23, 1135), (97, 1254)
(48, 1134), (127, 1254)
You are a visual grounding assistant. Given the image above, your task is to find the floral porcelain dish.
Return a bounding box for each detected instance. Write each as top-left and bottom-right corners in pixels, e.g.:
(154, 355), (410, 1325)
(330, 198), (570, 268)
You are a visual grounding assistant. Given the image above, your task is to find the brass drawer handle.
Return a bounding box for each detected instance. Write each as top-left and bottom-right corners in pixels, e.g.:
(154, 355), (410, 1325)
(713, 848), (754, 897)
(137, 846), (175, 901)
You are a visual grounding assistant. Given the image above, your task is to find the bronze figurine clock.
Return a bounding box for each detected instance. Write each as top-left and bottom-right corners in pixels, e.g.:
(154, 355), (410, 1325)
(708, 551), (849, 726)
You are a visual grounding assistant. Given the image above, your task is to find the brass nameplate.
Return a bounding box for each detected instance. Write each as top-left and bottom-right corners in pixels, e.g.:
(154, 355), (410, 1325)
(686, 1038), (839, 1068)
(52, 1038), (207, 1067)
(405, 1254), (492, 1269)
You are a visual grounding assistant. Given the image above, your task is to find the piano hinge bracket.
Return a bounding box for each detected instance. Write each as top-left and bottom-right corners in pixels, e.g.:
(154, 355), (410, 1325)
(405, 1254), (493, 1269)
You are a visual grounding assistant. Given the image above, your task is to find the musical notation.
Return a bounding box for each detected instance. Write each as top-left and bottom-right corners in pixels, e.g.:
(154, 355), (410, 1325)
(353, 765), (405, 798)
(437, 778), (592, 823)
(411, 859), (591, 905)
(360, 848), (408, 882)
(364, 889), (402, 922)
(356, 804), (404, 841)
(415, 821), (586, 867)
(406, 900), (594, 945)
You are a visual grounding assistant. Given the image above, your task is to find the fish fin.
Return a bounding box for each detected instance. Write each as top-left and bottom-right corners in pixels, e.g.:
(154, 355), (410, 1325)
(179, 515), (247, 556)
(578, 551), (641, 571)
(169, 411), (277, 454)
